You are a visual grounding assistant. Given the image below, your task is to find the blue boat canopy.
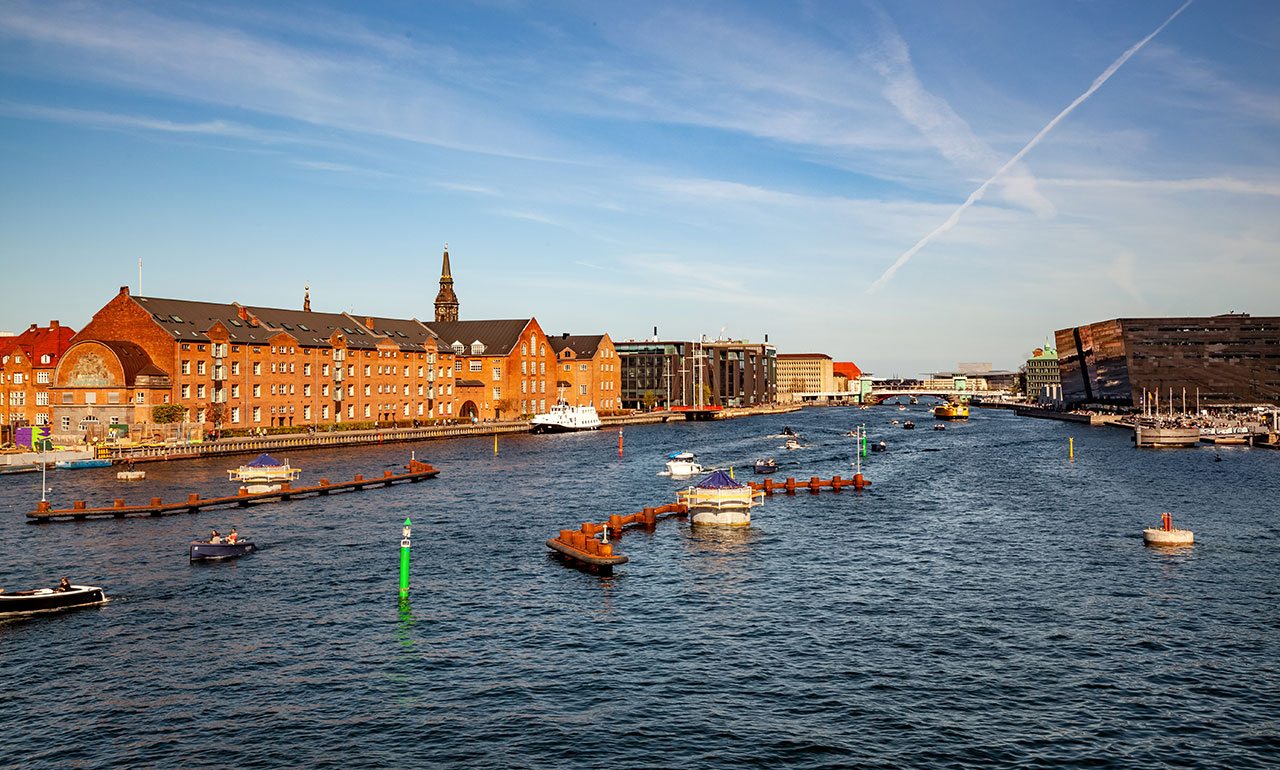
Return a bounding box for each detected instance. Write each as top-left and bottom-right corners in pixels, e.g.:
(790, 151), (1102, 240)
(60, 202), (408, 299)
(695, 469), (744, 489)
(668, 451), (696, 459)
(246, 453), (284, 468)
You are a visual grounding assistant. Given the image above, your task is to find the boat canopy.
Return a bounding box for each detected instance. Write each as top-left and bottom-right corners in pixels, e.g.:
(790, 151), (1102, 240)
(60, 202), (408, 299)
(668, 451), (696, 459)
(695, 469), (745, 489)
(245, 453), (284, 468)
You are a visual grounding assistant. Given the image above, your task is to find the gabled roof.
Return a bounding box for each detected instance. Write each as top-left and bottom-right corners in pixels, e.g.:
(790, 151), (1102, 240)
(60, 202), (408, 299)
(424, 320), (533, 357)
(131, 295), (386, 349)
(549, 334), (605, 359)
(1, 323), (77, 366)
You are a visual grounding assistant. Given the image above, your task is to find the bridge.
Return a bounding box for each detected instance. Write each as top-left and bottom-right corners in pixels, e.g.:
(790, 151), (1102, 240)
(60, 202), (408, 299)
(864, 388), (993, 404)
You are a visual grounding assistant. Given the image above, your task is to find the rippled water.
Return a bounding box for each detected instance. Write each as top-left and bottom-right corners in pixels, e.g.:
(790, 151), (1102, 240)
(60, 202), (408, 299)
(2, 406), (1278, 768)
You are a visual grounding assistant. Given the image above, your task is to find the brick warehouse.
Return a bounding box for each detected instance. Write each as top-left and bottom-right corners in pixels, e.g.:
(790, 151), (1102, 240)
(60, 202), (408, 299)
(549, 334), (621, 411)
(0, 321), (77, 438)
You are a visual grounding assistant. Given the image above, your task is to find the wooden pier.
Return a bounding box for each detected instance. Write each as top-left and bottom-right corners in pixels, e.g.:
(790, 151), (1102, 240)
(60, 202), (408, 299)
(27, 460), (440, 522)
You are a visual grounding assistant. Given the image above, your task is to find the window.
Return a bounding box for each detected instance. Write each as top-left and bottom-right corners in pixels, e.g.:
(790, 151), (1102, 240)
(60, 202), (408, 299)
(539, 362), (545, 375)
(417, 367), (423, 377)
(347, 405), (354, 419)
(521, 381), (527, 394)
(12, 373), (21, 384)
(270, 385), (277, 395)
(364, 384), (371, 396)
(303, 384), (311, 397)
(304, 363), (311, 376)
(364, 365), (371, 376)
(289, 385), (296, 395)
(231, 407), (240, 423)
(182, 384), (191, 399)
(62, 393), (72, 404)
(493, 387), (501, 399)
(403, 366), (409, 377)
(108, 392), (120, 404)
(564, 364), (570, 372)
(322, 405), (329, 419)
(181, 360), (191, 375)
(61, 416), (71, 431)
(522, 343), (528, 356)
(304, 405), (311, 421)
(197, 384), (206, 399)
(493, 367), (501, 381)
(322, 364), (329, 376)
(231, 361), (240, 375)
(231, 384), (240, 398)
(35, 413), (48, 425)
(253, 384), (261, 398)
(36, 392), (49, 406)
(540, 344), (546, 356)
(580, 385), (588, 396)
(364, 404), (371, 418)
(271, 363), (277, 373)
(521, 399), (527, 412)
(36, 371), (49, 384)
(253, 407), (261, 423)
(253, 362), (261, 376)
(322, 384), (329, 396)
(469, 360), (482, 372)
(540, 381), (545, 393)
(197, 361), (206, 375)
(347, 385), (354, 396)
(135, 392), (145, 404)
(9, 392), (24, 406)
(580, 364), (588, 372)
(455, 360), (462, 372)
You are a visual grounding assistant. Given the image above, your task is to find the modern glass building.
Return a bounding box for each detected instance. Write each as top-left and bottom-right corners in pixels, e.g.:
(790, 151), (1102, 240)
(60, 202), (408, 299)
(1055, 314), (1280, 407)
(615, 339), (775, 409)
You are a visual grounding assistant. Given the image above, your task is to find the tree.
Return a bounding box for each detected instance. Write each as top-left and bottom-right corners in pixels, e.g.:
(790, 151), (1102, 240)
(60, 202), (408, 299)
(641, 390), (658, 410)
(151, 404), (187, 424)
(206, 402), (226, 433)
(495, 397), (518, 419)
(701, 383), (715, 406)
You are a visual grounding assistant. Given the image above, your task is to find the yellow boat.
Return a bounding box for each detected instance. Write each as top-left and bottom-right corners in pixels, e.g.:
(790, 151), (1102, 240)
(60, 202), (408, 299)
(933, 403), (969, 420)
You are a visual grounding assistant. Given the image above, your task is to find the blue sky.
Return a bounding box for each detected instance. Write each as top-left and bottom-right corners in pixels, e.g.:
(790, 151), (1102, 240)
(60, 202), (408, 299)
(2, 0), (1277, 375)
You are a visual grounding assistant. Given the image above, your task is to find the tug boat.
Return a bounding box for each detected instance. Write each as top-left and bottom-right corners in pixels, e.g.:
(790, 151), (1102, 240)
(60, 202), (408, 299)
(665, 451), (703, 477)
(530, 396), (601, 433)
(753, 459), (778, 474)
(0, 585), (107, 616)
(678, 470), (765, 526)
(228, 453), (300, 493)
(934, 403), (969, 420)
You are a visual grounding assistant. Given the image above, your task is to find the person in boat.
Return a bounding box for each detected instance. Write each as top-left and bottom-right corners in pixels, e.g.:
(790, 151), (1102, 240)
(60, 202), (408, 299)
(227, 528), (239, 545)
(54, 577), (72, 592)
(209, 529), (222, 544)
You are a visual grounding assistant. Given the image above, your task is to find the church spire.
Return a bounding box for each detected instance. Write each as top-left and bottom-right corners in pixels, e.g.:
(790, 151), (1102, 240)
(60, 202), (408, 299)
(434, 243), (459, 322)
(303, 282), (311, 312)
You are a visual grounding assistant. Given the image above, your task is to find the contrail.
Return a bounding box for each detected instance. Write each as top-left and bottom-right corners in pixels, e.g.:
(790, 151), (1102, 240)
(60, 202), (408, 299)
(867, 0), (1193, 293)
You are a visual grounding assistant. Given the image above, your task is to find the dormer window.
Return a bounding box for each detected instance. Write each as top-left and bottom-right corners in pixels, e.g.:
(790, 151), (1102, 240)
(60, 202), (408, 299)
(451, 341), (465, 355)
(41, 355), (51, 364)
(470, 340), (485, 355)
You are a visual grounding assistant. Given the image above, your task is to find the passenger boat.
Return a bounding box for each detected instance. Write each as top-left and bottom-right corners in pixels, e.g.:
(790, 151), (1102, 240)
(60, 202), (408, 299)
(933, 403), (969, 420)
(190, 540), (257, 561)
(903, 421), (915, 430)
(54, 459), (112, 469)
(678, 470), (765, 526)
(784, 437), (801, 450)
(228, 453), (300, 493)
(665, 451), (703, 477)
(753, 459), (777, 474)
(0, 585), (107, 616)
(530, 396), (601, 433)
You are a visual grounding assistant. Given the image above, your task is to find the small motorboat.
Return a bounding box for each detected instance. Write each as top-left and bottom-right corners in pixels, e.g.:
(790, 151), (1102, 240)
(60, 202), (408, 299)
(903, 421), (915, 430)
(784, 437), (801, 450)
(870, 441), (887, 452)
(781, 426), (797, 437)
(910, 397), (919, 405)
(55, 459), (112, 470)
(1, 464), (42, 475)
(190, 540), (257, 561)
(933, 424), (946, 431)
(0, 584), (107, 616)
(898, 405), (906, 411)
(665, 451), (703, 477)
(891, 419), (900, 425)
(753, 459), (777, 474)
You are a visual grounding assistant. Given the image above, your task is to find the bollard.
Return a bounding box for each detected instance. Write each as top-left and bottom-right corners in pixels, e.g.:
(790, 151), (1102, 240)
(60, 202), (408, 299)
(355, 474), (363, 482)
(73, 501), (86, 510)
(188, 493), (199, 503)
(114, 499), (124, 508)
(150, 497), (161, 507)
(399, 518), (412, 597)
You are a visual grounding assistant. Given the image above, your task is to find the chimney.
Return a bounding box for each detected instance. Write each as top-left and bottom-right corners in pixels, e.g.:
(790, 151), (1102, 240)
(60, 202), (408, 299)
(120, 286), (130, 296)
(238, 306), (250, 322)
(765, 333), (769, 343)
(562, 332), (570, 339)
(365, 317), (374, 330)
(654, 326), (658, 338)
(49, 320), (59, 330)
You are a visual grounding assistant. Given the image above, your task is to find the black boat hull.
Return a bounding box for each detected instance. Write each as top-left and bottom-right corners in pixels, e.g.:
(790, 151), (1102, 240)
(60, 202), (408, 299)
(0, 586), (106, 615)
(189, 541), (257, 561)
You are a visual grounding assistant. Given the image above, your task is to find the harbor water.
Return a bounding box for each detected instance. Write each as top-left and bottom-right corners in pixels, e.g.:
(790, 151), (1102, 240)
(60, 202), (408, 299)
(1, 406), (1277, 768)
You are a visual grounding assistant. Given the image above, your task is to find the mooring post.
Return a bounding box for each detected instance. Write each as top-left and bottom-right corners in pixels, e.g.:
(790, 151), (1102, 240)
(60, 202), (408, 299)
(399, 518), (412, 597)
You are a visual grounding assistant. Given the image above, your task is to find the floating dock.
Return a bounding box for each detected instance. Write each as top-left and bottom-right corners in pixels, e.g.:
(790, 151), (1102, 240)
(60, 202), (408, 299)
(749, 475), (870, 494)
(28, 460), (440, 521)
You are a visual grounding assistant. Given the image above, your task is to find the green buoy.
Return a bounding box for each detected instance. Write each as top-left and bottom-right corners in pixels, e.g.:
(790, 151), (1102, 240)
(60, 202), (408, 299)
(399, 518), (412, 597)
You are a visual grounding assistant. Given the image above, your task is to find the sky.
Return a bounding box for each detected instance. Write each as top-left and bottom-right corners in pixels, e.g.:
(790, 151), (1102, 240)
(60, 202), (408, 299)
(1, 0), (1278, 376)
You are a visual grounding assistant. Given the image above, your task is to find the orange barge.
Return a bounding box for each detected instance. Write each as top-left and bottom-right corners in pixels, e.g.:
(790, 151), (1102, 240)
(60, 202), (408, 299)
(28, 460), (440, 522)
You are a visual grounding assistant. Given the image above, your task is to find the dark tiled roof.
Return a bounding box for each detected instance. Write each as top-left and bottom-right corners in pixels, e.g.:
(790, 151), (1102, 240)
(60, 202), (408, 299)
(549, 334), (604, 359)
(455, 379), (485, 387)
(351, 315), (442, 353)
(97, 340), (167, 384)
(243, 305), (381, 349)
(132, 296), (251, 343)
(424, 320), (532, 357)
(132, 296), (384, 349)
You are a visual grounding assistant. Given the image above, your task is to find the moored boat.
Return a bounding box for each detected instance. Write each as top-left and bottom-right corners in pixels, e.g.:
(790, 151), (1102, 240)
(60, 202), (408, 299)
(0, 585), (107, 616)
(678, 469), (765, 526)
(530, 397), (601, 433)
(229, 453), (300, 493)
(1, 464), (42, 475)
(665, 451), (703, 477)
(753, 459), (777, 474)
(54, 459), (112, 470)
(933, 403), (969, 420)
(189, 540), (257, 561)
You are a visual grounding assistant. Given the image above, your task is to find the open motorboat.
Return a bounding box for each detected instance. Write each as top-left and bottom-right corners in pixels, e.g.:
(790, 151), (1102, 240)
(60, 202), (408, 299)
(784, 437), (801, 450)
(898, 405), (907, 411)
(933, 424), (946, 431)
(678, 469), (765, 526)
(228, 453), (300, 493)
(190, 539), (257, 561)
(903, 421), (915, 430)
(0, 584), (107, 616)
(753, 459), (777, 474)
(871, 441), (887, 452)
(665, 451), (703, 477)
(781, 426), (797, 437)
(530, 396), (601, 433)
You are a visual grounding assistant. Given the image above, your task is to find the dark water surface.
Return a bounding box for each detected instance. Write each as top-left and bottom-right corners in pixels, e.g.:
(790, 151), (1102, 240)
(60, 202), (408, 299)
(2, 406), (1278, 769)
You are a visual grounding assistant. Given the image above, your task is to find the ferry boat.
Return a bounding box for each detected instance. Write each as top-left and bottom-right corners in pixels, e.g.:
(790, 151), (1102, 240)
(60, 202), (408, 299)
(678, 470), (765, 526)
(530, 397), (601, 433)
(933, 403), (969, 420)
(665, 451), (703, 477)
(228, 453), (300, 493)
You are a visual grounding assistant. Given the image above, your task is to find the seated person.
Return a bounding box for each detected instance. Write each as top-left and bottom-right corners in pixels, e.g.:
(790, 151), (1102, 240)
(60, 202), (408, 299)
(54, 577), (72, 592)
(208, 529), (221, 544)
(227, 528), (238, 544)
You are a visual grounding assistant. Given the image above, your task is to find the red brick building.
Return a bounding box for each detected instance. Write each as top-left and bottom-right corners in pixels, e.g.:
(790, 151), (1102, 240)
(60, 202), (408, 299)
(549, 333), (622, 412)
(0, 321), (76, 436)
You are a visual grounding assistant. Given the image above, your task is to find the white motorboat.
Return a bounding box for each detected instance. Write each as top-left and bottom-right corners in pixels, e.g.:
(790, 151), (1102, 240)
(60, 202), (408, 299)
(784, 437), (801, 450)
(530, 397), (601, 433)
(665, 451), (703, 477)
(228, 453), (300, 493)
(678, 470), (765, 526)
